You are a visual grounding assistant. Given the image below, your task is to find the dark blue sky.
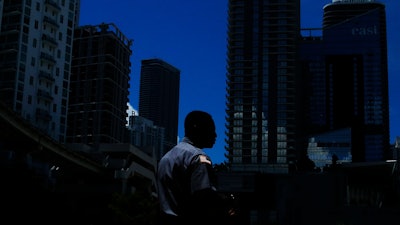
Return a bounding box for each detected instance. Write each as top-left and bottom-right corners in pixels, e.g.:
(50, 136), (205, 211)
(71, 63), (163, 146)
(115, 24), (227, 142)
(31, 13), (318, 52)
(79, 0), (400, 164)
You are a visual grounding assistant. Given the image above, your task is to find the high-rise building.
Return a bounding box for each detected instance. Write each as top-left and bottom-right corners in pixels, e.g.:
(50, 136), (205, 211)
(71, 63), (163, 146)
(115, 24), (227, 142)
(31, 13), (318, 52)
(0, 0), (80, 142)
(67, 23), (132, 145)
(300, 0), (390, 166)
(225, 0), (301, 173)
(139, 58), (180, 159)
(322, 0), (390, 162)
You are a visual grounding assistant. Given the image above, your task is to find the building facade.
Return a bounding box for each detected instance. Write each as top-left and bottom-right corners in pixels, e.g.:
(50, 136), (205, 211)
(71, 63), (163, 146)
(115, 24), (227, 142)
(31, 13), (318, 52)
(126, 114), (165, 159)
(322, 0), (390, 162)
(300, 0), (390, 166)
(138, 58), (180, 159)
(0, 0), (80, 142)
(225, 0), (301, 173)
(67, 23), (132, 145)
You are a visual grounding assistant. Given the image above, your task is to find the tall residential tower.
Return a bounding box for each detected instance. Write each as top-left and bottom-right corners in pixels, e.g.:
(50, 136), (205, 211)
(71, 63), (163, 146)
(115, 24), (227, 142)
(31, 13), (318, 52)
(225, 0), (301, 173)
(139, 58), (180, 159)
(0, 0), (80, 142)
(67, 23), (132, 145)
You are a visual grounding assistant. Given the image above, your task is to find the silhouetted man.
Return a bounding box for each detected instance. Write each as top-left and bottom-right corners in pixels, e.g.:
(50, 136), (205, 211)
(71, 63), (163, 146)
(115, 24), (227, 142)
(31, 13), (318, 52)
(156, 110), (234, 225)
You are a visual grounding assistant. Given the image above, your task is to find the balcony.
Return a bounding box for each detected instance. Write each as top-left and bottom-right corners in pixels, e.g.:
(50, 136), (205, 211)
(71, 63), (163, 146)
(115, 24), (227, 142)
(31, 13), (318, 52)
(42, 34), (58, 47)
(43, 16), (59, 29)
(44, 0), (61, 12)
(35, 108), (52, 121)
(39, 70), (55, 82)
(37, 89), (54, 102)
(40, 52), (56, 64)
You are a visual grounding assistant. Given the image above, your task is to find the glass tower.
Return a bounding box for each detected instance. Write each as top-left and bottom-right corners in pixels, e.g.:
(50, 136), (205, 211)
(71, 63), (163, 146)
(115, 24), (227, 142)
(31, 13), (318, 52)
(139, 58), (180, 159)
(322, 0), (390, 162)
(300, 0), (390, 166)
(225, 0), (301, 173)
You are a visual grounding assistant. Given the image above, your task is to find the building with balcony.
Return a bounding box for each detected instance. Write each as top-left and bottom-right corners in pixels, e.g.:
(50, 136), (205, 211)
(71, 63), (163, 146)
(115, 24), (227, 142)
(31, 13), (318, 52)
(67, 23), (132, 145)
(225, 0), (301, 173)
(0, 0), (80, 142)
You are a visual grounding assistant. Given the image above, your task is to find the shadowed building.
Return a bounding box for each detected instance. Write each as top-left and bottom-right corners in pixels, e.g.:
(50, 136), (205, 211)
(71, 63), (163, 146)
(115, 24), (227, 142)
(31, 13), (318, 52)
(322, 0), (390, 162)
(0, 0), (80, 142)
(126, 114), (165, 159)
(138, 58), (180, 160)
(67, 23), (132, 145)
(300, 0), (390, 165)
(225, 0), (301, 173)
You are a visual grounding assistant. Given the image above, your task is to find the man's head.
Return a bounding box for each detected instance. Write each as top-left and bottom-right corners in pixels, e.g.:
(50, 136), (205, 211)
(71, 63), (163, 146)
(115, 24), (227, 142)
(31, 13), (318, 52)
(184, 110), (216, 149)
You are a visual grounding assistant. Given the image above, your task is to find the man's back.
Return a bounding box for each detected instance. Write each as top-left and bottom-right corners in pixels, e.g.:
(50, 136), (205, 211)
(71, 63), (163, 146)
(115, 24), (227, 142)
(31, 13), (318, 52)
(156, 111), (234, 225)
(157, 138), (206, 217)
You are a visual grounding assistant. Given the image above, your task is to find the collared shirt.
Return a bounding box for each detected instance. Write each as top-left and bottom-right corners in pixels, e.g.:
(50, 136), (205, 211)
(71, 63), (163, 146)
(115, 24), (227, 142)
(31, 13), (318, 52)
(156, 137), (214, 218)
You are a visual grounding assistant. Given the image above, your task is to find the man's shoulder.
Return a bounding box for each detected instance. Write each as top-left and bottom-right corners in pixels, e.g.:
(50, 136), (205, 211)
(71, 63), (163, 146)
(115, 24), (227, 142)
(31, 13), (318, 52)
(198, 155), (212, 165)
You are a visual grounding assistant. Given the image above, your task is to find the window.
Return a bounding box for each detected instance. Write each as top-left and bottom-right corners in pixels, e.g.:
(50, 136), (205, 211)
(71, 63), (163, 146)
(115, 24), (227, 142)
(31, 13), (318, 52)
(24, 16), (30, 25)
(31, 57), (35, 66)
(23, 26), (29, 34)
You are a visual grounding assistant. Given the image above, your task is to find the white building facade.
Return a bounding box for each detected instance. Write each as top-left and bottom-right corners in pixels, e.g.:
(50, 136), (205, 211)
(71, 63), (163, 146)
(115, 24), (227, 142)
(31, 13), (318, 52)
(0, 0), (80, 142)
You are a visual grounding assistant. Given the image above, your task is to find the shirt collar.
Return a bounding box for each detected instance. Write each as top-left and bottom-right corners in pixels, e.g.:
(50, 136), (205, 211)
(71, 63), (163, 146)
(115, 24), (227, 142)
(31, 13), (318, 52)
(181, 137), (193, 145)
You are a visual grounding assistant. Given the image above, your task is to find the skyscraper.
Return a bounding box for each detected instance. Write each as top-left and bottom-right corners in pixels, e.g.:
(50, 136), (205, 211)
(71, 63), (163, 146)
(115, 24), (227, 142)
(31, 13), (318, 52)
(225, 0), (301, 173)
(300, 0), (390, 167)
(139, 58), (180, 159)
(0, 0), (80, 142)
(67, 23), (132, 145)
(322, 0), (390, 162)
